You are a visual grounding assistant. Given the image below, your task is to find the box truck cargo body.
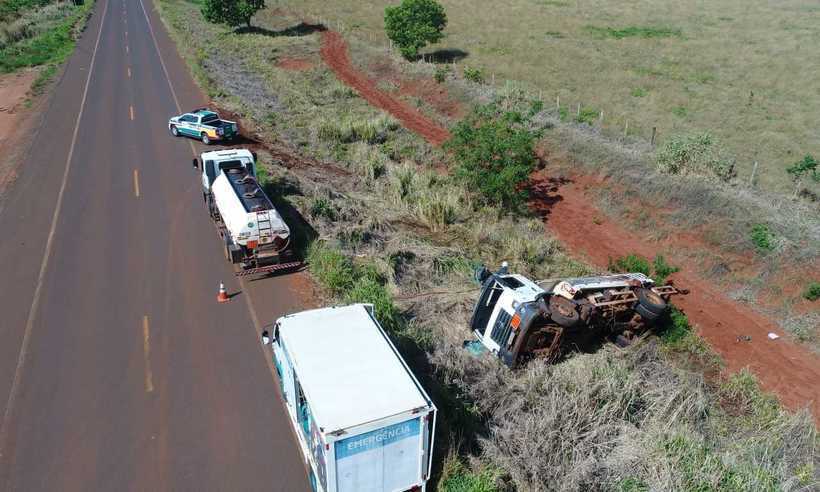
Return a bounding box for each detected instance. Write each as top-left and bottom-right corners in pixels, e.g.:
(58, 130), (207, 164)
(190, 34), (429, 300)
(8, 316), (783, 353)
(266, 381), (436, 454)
(267, 304), (436, 492)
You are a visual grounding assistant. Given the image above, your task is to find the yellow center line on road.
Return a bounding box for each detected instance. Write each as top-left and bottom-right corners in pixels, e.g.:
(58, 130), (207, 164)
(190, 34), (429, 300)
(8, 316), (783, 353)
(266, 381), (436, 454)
(143, 316), (154, 393)
(133, 169), (140, 197)
(129, 105), (134, 121)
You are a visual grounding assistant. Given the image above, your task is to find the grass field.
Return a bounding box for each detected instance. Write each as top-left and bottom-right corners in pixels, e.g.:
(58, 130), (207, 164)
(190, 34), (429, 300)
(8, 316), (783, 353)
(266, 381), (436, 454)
(0, 0), (93, 79)
(155, 1), (819, 488)
(281, 0), (820, 194)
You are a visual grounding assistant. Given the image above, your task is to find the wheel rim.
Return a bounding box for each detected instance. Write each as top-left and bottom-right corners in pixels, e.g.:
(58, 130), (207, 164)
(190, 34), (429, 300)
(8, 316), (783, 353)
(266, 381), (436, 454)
(646, 291), (663, 305)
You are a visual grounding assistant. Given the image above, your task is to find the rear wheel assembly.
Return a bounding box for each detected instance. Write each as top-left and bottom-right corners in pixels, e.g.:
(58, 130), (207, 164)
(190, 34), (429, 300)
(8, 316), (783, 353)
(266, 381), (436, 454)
(636, 288), (667, 316)
(549, 296), (580, 328)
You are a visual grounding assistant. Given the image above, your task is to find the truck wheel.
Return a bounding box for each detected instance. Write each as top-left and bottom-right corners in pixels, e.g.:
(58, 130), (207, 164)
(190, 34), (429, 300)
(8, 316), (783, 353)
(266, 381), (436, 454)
(549, 296), (579, 328)
(201, 132), (211, 145)
(170, 125), (179, 137)
(635, 303), (660, 322)
(637, 288), (667, 315)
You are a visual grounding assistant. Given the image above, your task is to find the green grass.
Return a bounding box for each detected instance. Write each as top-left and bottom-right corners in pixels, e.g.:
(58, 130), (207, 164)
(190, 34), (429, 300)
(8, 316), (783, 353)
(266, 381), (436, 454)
(750, 223), (775, 252)
(0, 0), (92, 74)
(439, 457), (499, 492)
(281, 0), (820, 194)
(802, 281), (820, 301)
(585, 25), (682, 40)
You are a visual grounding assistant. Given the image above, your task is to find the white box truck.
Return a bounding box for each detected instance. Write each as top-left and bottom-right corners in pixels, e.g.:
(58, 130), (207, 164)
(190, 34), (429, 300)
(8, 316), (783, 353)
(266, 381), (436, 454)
(261, 304), (437, 492)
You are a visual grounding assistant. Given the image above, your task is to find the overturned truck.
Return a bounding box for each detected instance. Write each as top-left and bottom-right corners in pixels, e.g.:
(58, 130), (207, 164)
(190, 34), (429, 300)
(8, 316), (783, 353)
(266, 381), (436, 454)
(469, 264), (686, 367)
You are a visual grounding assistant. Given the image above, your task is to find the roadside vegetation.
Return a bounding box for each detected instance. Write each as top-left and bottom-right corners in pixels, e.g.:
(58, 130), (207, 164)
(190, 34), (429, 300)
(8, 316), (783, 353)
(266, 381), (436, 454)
(155, 1), (819, 489)
(0, 0), (93, 89)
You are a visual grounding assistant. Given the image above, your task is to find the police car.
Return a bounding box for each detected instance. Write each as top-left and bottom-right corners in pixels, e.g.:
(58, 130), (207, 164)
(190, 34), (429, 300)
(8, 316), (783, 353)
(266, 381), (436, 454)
(168, 108), (238, 145)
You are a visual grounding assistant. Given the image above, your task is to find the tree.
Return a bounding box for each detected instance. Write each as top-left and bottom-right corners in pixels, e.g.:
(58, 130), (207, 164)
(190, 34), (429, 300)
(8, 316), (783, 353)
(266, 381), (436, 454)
(786, 154), (819, 196)
(384, 0), (447, 59)
(201, 0), (265, 29)
(445, 106), (538, 210)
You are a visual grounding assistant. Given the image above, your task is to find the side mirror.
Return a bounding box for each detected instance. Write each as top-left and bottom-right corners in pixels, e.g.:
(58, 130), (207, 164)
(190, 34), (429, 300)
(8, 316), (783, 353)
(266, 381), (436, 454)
(251, 151), (258, 162)
(261, 330), (271, 346)
(192, 158), (199, 169)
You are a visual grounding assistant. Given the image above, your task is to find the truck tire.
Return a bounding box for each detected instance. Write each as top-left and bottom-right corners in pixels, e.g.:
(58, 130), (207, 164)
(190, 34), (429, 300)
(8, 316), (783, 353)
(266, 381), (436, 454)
(549, 296), (580, 328)
(637, 288), (667, 315)
(170, 125), (179, 137)
(223, 236), (235, 263)
(635, 303), (660, 322)
(201, 132), (211, 145)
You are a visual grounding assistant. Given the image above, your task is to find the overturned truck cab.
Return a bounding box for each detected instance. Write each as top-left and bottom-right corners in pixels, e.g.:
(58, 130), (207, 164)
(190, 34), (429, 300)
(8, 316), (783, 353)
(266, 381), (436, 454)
(469, 264), (686, 368)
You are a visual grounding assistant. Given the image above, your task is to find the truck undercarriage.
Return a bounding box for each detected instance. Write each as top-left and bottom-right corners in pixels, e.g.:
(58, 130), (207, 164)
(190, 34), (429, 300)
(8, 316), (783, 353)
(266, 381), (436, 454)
(470, 266), (686, 367)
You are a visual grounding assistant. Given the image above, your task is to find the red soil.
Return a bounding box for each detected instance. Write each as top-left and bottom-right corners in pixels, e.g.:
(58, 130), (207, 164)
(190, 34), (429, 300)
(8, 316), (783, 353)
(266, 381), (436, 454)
(319, 31), (451, 146)
(318, 30), (820, 423)
(276, 57), (314, 71)
(531, 172), (820, 421)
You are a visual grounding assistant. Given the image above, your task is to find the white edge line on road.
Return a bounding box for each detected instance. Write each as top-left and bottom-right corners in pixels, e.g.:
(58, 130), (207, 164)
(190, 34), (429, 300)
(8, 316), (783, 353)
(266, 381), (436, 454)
(0, 0), (110, 462)
(143, 316), (154, 393)
(134, 168), (140, 197)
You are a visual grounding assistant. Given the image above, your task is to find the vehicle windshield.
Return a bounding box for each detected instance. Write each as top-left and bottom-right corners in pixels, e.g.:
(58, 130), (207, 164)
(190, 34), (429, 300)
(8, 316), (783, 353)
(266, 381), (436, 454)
(201, 114), (219, 124)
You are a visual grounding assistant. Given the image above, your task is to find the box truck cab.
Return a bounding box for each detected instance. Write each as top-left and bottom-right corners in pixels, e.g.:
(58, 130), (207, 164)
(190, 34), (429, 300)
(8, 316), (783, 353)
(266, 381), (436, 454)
(262, 304), (437, 492)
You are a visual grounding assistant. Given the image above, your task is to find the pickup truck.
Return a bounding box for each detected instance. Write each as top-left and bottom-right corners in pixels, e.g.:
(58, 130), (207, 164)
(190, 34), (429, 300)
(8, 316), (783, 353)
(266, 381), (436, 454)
(168, 108), (238, 144)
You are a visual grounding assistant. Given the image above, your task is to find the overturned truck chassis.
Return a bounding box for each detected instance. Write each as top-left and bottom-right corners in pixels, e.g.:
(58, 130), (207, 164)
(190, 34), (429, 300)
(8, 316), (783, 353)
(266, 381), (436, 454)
(469, 269), (685, 368)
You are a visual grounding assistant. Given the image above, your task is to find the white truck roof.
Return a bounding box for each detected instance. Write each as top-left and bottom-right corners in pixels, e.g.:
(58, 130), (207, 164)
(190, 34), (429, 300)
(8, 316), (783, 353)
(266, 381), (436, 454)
(277, 304), (431, 434)
(201, 148), (253, 161)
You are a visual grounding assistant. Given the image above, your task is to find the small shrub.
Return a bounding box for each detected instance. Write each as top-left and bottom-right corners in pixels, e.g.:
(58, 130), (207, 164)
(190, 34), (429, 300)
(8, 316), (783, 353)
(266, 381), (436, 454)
(786, 154), (819, 196)
(345, 276), (400, 333)
(439, 456), (500, 492)
(609, 254), (651, 276)
(652, 255), (679, 283)
(462, 66), (484, 83)
(309, 197), (336, 221)
(527, 99), (544, 117)
(414, 191), (458, 231)
(672, 106), (687, 117)
(750, 223), (775, 252)
(445, 104), (538, 210)
(384, 0), (447, 59)
(434, 64), (450, 83)
(575, 106), (598, 125)
(802, 282), (820, 301)
(631, 87), (647, 97)
(656, 132), (736, 181)
(306, 242), (355, 294)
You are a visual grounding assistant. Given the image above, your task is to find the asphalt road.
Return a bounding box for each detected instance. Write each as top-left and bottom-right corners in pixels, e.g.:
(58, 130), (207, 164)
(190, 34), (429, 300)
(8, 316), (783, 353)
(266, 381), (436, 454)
(0, 0), (311, 489)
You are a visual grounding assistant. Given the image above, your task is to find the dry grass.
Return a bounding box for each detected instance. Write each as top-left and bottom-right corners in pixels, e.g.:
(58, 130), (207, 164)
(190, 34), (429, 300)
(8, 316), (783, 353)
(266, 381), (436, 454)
(282, 0), (820, 195)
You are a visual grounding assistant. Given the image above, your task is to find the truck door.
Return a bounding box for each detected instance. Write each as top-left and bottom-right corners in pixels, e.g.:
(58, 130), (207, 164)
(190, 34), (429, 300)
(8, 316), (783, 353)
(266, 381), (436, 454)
(480, 292), (514, 354)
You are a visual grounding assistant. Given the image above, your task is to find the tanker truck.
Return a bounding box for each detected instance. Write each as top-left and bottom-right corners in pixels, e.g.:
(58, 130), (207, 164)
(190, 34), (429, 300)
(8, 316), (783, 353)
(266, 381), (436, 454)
(193, 149), (297, 274)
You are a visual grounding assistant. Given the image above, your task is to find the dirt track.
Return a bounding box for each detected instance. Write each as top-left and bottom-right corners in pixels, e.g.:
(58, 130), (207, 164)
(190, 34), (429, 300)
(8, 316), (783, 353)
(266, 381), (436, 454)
(319, 30), (820, 423)
(319, 31), (451, 146)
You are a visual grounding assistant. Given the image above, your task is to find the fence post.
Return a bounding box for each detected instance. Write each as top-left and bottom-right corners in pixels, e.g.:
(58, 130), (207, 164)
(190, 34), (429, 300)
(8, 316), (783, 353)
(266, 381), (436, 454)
(749, 161), (759, 187)
(576, 103), (581, 118)
(599, 110), (604, 123)
(650, 127), (657, 146)
(624, 120), (629, 139)
(556, 95), (560, 110)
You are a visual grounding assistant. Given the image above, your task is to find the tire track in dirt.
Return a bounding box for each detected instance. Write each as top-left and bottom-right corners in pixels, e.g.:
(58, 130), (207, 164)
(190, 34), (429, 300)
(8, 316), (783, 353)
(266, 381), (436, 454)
(317, 30), (819, 423)
(319, 31), (451, 146)
(531, 173), (820, 423)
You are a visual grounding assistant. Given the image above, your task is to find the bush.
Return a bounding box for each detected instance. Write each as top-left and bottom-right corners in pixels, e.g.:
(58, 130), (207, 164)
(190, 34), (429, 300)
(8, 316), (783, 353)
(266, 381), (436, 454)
(750, 223), (775, 252)
(201, 0), (264, 28)
(445, 104), (538, 210)
(306, 242), (355, 294)
(434, 64), (450, 83)
(384, 0), (447, 60)
(462, 66), (484, 84)
(652, 254), (680, 284)
(439, 456), (500, 492)
(609, 254), (651, 276)
(656, 133), (736, 181)
(309, 197), (336, 221)
(575, 106), (599, 125)
(345, 276), (400, 333)
(803, 282), (820, 301)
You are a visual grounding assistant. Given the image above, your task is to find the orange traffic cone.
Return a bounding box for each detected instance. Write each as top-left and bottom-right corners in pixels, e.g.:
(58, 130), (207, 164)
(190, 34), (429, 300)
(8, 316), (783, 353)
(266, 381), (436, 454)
(217, 282), (229, 303)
